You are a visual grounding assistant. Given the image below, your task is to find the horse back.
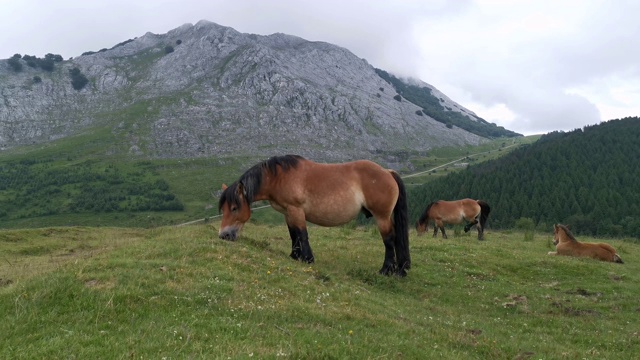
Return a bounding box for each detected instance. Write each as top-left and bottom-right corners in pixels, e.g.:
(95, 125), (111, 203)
(561, 241), (619, 262)
(266, 159), (398, 225)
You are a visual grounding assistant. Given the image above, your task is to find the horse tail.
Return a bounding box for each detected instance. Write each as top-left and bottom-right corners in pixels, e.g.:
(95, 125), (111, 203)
(390, 171), (410, 271)
(477, 200), (491, 229)
(614, 254), (624, 264)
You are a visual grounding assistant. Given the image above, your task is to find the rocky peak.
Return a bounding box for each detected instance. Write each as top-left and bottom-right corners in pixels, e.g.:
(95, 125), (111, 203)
(0, 20), (489, 166)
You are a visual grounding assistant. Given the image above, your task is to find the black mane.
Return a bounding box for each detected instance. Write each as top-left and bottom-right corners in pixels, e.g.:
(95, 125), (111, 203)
(218, 155), (304, 211)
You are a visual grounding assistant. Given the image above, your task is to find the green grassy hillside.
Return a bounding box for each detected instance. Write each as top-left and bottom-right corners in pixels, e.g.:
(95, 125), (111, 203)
(1, 223), (637, 358)
(0, 129), (537, 229)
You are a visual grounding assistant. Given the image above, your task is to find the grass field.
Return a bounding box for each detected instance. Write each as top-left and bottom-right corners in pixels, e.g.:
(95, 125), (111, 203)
(1, 222), (638, 359)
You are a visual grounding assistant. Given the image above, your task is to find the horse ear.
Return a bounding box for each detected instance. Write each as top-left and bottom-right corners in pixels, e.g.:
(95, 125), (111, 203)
(221, 184), (228, 190)
(236, 182), (245, 197)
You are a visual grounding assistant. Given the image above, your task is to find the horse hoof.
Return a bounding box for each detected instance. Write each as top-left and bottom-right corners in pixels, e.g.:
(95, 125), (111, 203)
(379, 263), (398, 276)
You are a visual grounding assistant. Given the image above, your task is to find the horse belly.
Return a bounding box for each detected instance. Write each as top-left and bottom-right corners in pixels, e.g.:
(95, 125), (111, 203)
(304, 190), (364, 227)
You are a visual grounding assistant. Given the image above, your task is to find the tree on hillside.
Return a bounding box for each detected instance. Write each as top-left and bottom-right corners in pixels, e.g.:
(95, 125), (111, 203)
(69, 67), (89, 90)
(7, 57), (22, 72)
(407, 117), (640, 237)
(45, 53), (63, 62)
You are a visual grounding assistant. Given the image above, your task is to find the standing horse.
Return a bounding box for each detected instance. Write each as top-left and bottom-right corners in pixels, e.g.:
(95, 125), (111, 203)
(415, 199), (490, 240)
(218, 155), (411, 276)
(548, 224), (624, 263)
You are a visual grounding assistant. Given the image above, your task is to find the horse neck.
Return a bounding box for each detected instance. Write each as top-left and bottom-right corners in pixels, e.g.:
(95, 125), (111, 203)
(237, 165), (268, 203)
(558, 230), (576, 244)
(418, 206), (431, 225)
(242, 156), (304, 203)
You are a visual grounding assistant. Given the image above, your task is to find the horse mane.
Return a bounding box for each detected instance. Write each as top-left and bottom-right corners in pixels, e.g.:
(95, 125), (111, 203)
(418, 201), (437, 224)
(557, 224), (577, 242)
(218, 155), (304, 211)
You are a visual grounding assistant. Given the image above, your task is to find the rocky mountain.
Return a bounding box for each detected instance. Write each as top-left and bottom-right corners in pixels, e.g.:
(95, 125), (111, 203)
(0, 20), (516, 165)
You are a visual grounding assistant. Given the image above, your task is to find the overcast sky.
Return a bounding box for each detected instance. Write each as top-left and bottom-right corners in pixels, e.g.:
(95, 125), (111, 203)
(1, 0), (638, 135)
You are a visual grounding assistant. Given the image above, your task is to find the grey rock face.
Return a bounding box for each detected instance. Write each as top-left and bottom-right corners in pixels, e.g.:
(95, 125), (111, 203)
(0, 20), (485, 164)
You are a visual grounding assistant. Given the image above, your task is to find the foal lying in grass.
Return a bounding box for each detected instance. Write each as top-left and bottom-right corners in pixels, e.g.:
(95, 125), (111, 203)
(548, 224), (623, 263)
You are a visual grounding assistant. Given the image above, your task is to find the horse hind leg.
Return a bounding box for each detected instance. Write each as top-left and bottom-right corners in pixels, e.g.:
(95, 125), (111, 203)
(375, 217), (397, 276)
(435, 220), (447, 239)
(471, 218), (484, 240)
(464, 218), (479, 233)
(380, 233), (398, 275)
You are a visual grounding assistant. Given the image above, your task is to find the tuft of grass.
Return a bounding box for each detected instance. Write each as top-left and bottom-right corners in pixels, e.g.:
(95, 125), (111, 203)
(1, 224), (638, 359)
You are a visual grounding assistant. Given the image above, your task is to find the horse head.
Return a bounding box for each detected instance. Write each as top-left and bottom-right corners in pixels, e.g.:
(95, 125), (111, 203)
(415, 219), (428, 236)
(553, 223), (576, 245)
(218, 183), (252, 241)
(553, 224), (561, 245)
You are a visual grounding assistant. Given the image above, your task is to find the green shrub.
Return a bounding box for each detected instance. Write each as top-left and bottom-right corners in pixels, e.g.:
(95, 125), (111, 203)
(515, 217), (535, 241)
(69, 67), (89, 90)
(7, 57), (22, 72)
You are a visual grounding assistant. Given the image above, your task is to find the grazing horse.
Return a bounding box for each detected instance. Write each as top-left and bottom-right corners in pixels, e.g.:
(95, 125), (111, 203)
(548, 224), (624, 263)
(218, 155), (411, 276)
(416, 198), (490, 240)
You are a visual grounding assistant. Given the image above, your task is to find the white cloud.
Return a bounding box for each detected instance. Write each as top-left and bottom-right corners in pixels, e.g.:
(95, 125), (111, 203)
(1, 0), (639, 135)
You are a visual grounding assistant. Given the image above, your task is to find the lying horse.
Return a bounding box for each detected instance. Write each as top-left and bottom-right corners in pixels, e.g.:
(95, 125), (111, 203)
(416, 199), (490, 240)
(218, 155), (411, 276)
(548, 224), (624, 263)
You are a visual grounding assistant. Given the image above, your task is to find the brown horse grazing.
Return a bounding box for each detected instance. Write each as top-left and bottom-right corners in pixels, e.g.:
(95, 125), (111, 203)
(549, 224), (624, 263)
(416, 199), (490, 240)
(218, 155), (411, 276)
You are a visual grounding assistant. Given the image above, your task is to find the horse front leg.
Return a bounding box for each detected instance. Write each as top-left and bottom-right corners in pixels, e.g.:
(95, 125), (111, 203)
(286, 209), (314, 263)
(287, 225), (303, 260)
(288, 226), (313, 263)
(436, 220), (448, 239)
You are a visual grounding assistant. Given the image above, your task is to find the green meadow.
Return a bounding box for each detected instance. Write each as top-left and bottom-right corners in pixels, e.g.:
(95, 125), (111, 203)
(1, 222), (637, 359)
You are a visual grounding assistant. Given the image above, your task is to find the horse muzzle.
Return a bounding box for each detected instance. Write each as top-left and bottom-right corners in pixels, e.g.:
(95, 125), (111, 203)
(219, 228), (238, 241)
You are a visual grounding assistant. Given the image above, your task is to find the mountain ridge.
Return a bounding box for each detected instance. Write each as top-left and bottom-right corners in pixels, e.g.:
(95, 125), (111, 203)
(1, 20), (518, 166)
